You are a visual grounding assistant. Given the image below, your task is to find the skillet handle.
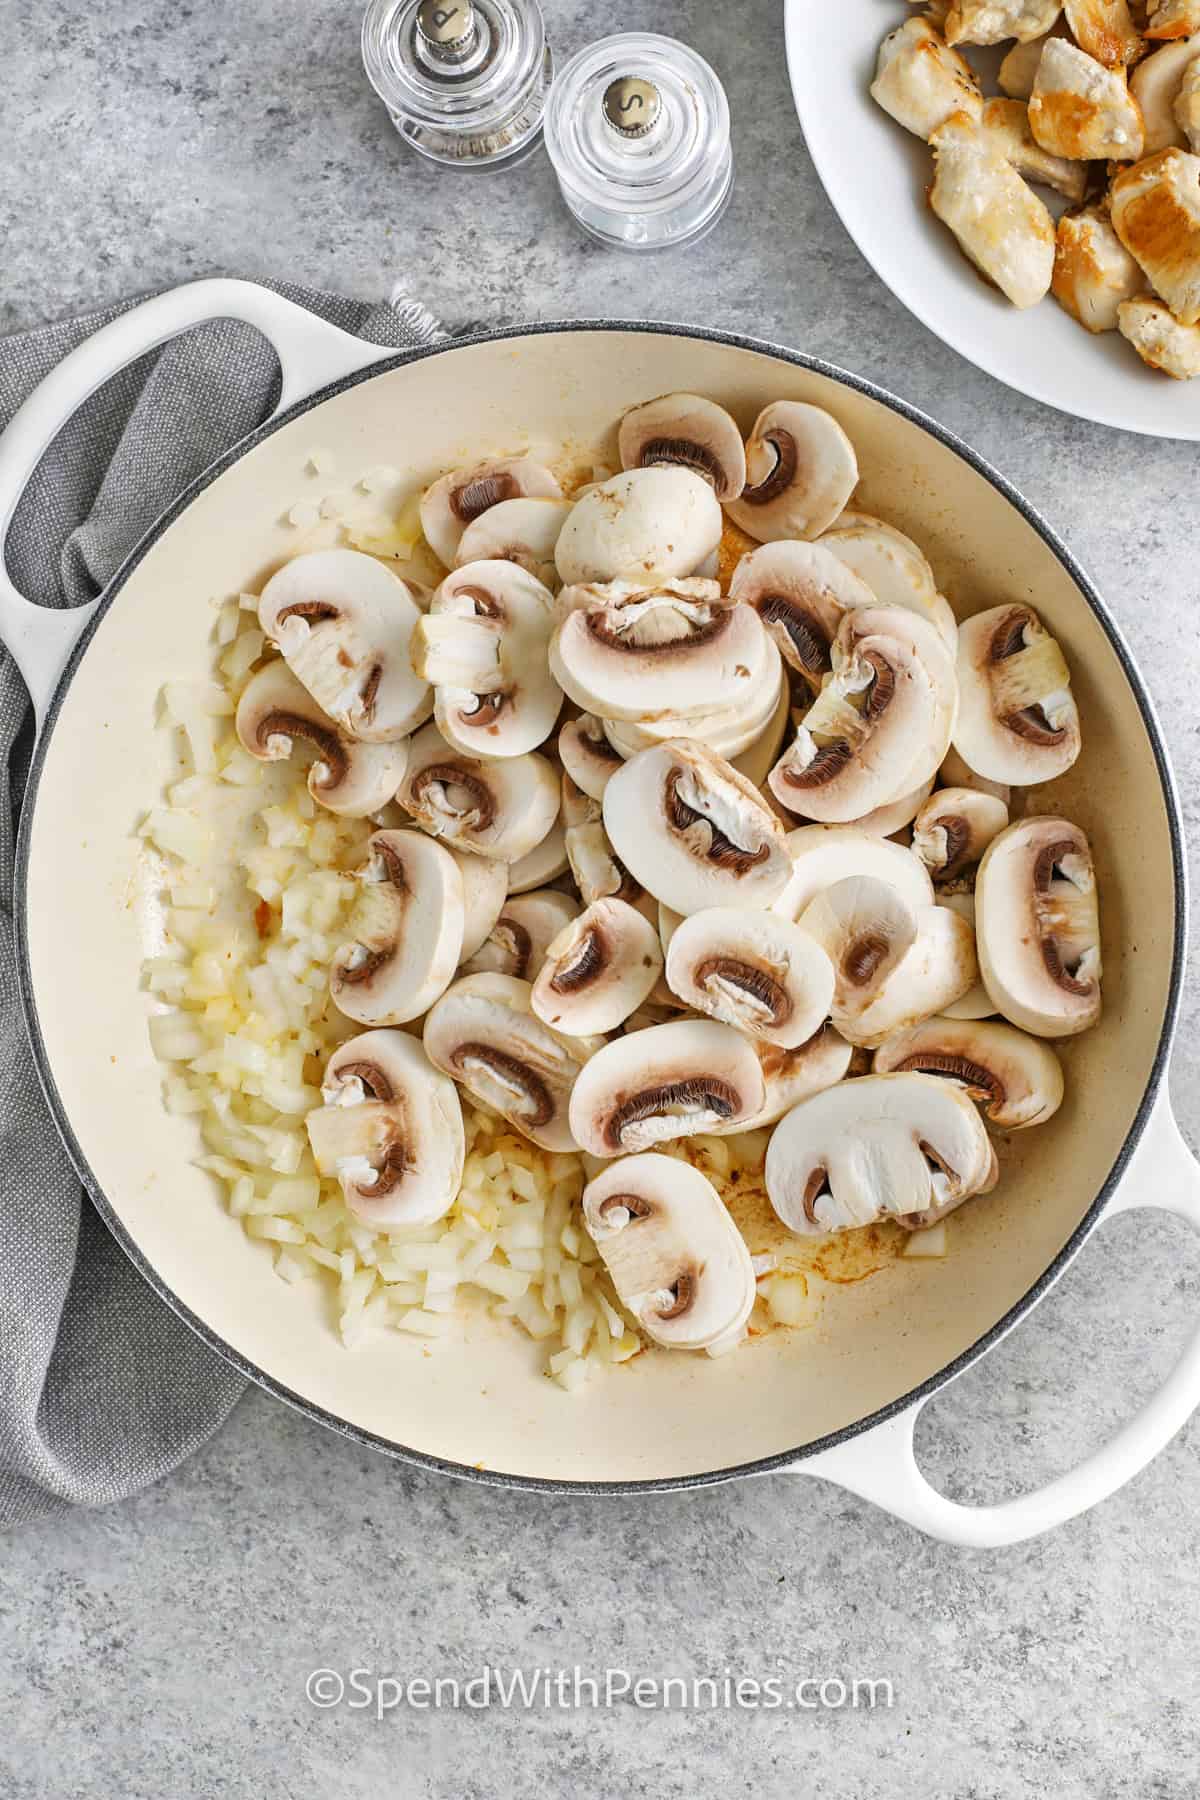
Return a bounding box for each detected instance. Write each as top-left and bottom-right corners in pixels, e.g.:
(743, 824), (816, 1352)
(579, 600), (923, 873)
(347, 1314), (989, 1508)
(787, 1091), (1200, 1547)
(0, 277), (391, 729)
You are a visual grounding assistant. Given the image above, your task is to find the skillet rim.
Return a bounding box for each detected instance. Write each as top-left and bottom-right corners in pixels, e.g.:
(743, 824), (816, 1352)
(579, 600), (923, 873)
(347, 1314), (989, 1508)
(12, 318), (1189, 1495)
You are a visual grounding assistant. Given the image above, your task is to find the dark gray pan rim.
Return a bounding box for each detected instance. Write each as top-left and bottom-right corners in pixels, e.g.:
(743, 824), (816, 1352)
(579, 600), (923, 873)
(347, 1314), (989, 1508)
(13, 318), (1189, 1498)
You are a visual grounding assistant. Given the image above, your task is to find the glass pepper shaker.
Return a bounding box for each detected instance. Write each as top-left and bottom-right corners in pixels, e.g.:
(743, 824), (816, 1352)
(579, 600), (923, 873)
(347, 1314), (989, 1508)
(543, 33), (733, 251)
(362, 0), (552, 168)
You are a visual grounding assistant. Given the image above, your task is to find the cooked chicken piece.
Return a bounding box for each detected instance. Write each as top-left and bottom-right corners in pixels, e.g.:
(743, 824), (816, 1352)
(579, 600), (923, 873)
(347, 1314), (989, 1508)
(1064, 0), (1146, 64)
(945, 0), (1064, 45)
(983, 97), (1090, 196)
(928, 111), (1057, 306)
(1176, 52), (1200, 141)
(1030, 38), (1146, 157)
(1052, 202), (1147, 324)
(1110, 147), (1200, 319)
(1131, 37), (1198, 148)
(999, 24), (1068, 97)
(1146, 0), (1200, 39)
(872, 18), (984, 138)
(1118, 291), (1200, 368)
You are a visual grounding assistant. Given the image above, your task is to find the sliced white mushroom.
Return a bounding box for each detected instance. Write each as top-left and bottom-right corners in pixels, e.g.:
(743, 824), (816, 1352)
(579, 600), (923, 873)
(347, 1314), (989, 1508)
(569, 1018), (766, 1157)
(1118, 293), (1200, 375)
(449, 847), (509, 962)
(913, 786), (1010, 881)
(1111, 148), (1200, 323)
(871, 16), (984, 139)
(765, 1071), (998, 1237)
(603, 740), (793, 916)
(982, 97), (1089, 200)
(550, 579), (771, 722)
(799, 874), (978, 1047)
(845, 777), (936, 839)
(598, 644), (784, 759)
(938, 745), (1011, 806)
(398, 722), (559, 862)
(558, 712), (625, 800)
(562, 773), (645, 907)
(505, 818), (568, 893)
(617, 393), (747, 500)
(582, 1154), (756, 1352)
(1030, 38), (1146, 160)
(724, 402), (859, 543)
(818, 514), (956, 647)
(938, 890), (995, 1020)
(330, 830), (465, 1026)
(531, 898), (664, 1036)
(945, 0), (1065, 45)
(555, 467), (723, 587)
(728, 539), (876, 688)
(454, 497), (573, 586)
(423, 972), (601, 1152)
(1130, 37), (1198, 151)
(769, 607), (957, 824)
(741, 1025), (855, 1128)
(928, 111), (1057, 309)
(420, 456), (563, 570)
(773, 823), (936, 921)
(413, 560), (561, 760)
(664, 906), (836, 1048)
(953, 604), (1081, 786)
(462, 888), (580, 980)
(975, 816), (1102, 1037)
(306, 1030), (464, 1227)
(730, 675), (793, 788)
(1052, 203), (1145, 333)
(235, 659), (409, 818)
(258, 550), (431, 743)
(874, 1016), (1065, 1128)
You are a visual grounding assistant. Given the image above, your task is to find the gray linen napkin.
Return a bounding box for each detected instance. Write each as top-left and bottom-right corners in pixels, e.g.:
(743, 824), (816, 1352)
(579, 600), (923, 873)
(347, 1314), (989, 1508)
(0, 282), (445, 1528)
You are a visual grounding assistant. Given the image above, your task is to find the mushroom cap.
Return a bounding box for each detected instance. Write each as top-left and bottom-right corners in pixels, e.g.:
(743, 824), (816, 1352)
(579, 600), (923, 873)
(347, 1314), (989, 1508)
(416, 560), (561, 760)
(725, 401), (859, 542)
(582, 1154), (756, 1351)
(423, 972), (600, 1152)
(598, 642), (784, 758)
(306, 1029), (464, 1227)
(912, 786), (1010, 881)
(617, 392), (747, 502)
(773, 823), (936, 921)
(798, 874), (978, 1047)
(765, 1071), (998, 1237)
(505, 818), (569, 893)
(769, 606), (958, 823)
(975, 816), (1102, 1037)
(555, 467), (723, 587)
(398, 722), (560, 863)
(873, 1016), (1064, 1129)
(603, 739), (794, 916)
(938, 891), (996, 1020)
(331, 830), (465, 1026)
(742, 1025), (855, 1128)
(568, 1018), (767, 1157)
(419, 456), (563, 570)
(531, 897), (664, 1036)
(818, 513), (955, 646)
(462, 888), (580, 981)
(558, 711), (625, 800)
(730, 673), (793, 788)
(550, 580), (771, 723)
(839, 777), (936, 839)
(938, 745), (1012, 806)
(729, 538), (876, 686)
(235, 659), (409, 818)
(664, 906), (837, 1049)
(258, 549), (430, 742)
(447, 847), (509, 962)
(953, 603), (1081, 785)
(454, 497), (573, 585)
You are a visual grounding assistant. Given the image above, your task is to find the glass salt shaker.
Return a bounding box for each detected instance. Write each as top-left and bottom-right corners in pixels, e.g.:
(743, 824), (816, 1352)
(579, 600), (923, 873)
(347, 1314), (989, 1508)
(362, 0), (552, 168)
(543, 33), (733, 251)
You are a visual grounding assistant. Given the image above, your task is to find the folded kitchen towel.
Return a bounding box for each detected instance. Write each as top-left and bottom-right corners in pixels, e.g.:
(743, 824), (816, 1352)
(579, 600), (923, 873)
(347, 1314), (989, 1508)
(0, 282), (445, 1528)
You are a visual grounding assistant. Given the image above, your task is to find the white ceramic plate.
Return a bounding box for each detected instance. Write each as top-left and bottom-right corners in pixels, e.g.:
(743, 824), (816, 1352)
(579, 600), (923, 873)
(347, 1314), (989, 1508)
(785, 0), (1200, 439)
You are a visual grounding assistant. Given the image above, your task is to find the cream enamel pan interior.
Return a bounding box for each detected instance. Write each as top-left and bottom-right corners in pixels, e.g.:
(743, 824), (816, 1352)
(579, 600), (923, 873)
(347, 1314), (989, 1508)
(13, 315), (1189, 1497)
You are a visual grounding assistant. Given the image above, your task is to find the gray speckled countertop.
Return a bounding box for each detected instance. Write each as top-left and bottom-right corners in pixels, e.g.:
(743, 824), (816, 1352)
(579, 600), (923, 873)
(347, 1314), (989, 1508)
(5, 1), (1200, 1793)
